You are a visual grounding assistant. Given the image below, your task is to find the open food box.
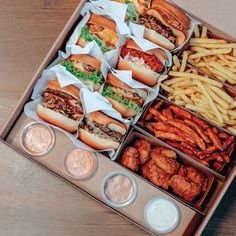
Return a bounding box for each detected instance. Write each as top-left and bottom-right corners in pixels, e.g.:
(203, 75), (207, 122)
(1, 0), (236, 235)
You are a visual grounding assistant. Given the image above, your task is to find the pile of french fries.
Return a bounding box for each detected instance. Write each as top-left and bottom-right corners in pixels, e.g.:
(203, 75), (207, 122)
(161, 53), (236, 134)
(185, 25), (236, 86)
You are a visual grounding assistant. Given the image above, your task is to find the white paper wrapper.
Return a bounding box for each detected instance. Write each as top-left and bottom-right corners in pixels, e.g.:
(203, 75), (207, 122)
(66, 2), (127, 64)
(129, 11), (199, 53)
(31, 68), (88, 101)
(102, 68), (159, 123)
(48, 42), (109, 92)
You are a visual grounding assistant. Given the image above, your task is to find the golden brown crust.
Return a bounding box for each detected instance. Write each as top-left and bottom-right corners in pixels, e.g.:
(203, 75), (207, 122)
(89, 111), (127, 130)
(79, 129), (120, 150)
(151, 0), (190, 31)
(36, 104), (80, 133)
(46, 80), (80, 101)
(89, 14), (117, 33)
(69, 54), (101, 70)
(107, 73), (133, 91)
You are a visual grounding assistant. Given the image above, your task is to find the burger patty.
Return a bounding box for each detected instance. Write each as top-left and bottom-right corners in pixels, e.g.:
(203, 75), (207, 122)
(43, 91), (83, 121)
(137, 14), (176, 44)
(120, 47), (164, 73)
(82, 119), (123, 142)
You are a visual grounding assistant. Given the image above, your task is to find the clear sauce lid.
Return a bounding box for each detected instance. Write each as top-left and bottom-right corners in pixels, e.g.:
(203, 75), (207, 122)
(144, 197), (181, 234)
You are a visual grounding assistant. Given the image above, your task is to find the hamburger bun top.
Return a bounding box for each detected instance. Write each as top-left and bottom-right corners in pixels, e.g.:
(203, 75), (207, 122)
(46, 80), (80, 101)
(89, 111), (127, 132)
(69, 54), (101, 70)
(125, 39), (167, 62)
(89, 14), (117, 33)
(151, 0), (190, 31)
(106, 73), (148, 99)
(107, 73), (133, 91)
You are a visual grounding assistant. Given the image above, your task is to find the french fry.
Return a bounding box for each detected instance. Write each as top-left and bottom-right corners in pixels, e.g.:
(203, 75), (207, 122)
(190, 43), (236, 49)
(163, 77), (186, 86)
(206, 84), (233, 103)
(180, 51), (188, 72)
(168, 71), (223, 87)
(227, 127), (236, 134)
(205, 86), (229, 109)
(190, 38), (227, 44)
(195, 80), (224, 124)
(185, 104), (206, 113)
(194, 25), (200, 38)
(173, 55), (181, 69)
(189, 48), (232, 59)
(201, 26), (208, 38)
(161, 84), (174, 93)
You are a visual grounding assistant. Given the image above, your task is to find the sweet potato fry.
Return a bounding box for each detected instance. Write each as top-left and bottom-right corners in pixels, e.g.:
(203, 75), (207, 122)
(165, 108), (174, 120)
(184, 119), (211, 144)
(167, 120), (206, 150)
(192, 116), (209, 129)
(206, 128), (223, 150)
(169, 105), (192, 120)
(154, 130), (185, 142)
(213, 162), (223, 170)
(197, 146), (218, 159)
(145, 113), (153, 121)
(148, 108), (168, 122)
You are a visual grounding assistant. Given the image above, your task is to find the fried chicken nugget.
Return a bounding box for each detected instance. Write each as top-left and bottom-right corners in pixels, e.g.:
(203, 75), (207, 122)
(134, 139), (151, 165)
(141, 160), (171, 190)
(150, 147), (180, 175)
(170, 175), (202, 202)
(186, 167), (208, 191)
(121, 147), (140, 172)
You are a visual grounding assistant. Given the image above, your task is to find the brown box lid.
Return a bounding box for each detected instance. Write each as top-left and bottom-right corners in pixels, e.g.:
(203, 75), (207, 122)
(172, 0), (236, 40)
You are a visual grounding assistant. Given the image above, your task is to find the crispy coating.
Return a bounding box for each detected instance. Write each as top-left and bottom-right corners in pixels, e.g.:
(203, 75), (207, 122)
(186, 167), (207, 191)
(141, 160), (170, 190)
(134, 139), (151, 165)
(121, 147), (140, 172)
(150, 148), (179, 175)
(170, 175), (202, 202)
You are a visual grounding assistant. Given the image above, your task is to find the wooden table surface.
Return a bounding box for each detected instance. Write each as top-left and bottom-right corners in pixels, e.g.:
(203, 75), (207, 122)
(0, 1), (235, 235)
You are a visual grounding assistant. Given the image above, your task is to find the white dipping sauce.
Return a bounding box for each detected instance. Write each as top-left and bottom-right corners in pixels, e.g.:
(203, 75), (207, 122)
(145, 198), (180, 234)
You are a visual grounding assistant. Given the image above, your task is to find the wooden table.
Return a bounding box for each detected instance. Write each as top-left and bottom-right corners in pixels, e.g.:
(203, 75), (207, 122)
(0, 1), (235, 235)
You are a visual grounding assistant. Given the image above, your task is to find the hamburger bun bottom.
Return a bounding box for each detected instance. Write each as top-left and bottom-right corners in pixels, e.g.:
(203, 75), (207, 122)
(37, 104), (80, 133)
(79, 129), (120, 150)
(118, 59), (159, 86)
(106, 97), (137, 118)
(143, 27), (175, 51)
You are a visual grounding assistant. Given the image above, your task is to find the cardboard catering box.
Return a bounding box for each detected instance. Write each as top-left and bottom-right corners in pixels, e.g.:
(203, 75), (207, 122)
(0, 0), (236, 235)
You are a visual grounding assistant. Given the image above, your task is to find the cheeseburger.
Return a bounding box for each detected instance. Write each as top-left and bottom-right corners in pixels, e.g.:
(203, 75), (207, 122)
(118, 39), (166, 86)
(102, 73), (148, 117)
(37, 80), (83, 133)
(77, 14), (118, 53)
(79, 111), (127, 150)
(61, 54), (104, 91)
(136, 0), (190, 50)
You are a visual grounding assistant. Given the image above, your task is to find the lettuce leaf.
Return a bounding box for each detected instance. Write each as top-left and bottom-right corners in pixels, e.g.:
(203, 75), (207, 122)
(80, 26), (114, 53)
(125, 0), (139, 22)
(61, 60), (103, 85)
(102, 85), (142, 114)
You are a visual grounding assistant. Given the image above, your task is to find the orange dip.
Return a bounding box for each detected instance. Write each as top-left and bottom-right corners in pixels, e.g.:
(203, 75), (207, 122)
(22, 123), (54, 156)
(65, 149), (96, 178)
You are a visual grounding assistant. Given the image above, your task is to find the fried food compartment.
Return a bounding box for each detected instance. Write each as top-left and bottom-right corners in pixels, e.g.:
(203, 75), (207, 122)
(137, 97), (236, 177)
(116, 129), (216, 213)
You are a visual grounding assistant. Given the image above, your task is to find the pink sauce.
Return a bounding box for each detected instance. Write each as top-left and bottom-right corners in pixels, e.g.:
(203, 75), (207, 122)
(65, 149), (96, 178)
(22, 123), (54, 156)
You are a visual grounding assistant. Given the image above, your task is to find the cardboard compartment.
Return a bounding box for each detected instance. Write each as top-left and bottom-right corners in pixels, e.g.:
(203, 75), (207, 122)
(115, 129), (218, 213)
(136, 97), (236, 179)
(4, 112), (202, 236)
(175, 25), (236, 94)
